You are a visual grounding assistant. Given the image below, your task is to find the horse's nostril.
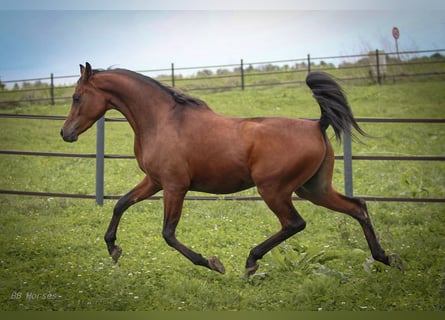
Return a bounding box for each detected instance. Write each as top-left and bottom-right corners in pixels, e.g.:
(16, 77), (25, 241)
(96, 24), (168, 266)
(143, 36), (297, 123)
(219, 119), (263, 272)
(60, 128), (78, 142)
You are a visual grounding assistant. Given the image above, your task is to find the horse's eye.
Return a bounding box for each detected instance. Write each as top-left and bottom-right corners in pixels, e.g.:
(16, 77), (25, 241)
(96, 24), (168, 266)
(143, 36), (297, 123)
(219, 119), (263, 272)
(73, 94), (81, 104)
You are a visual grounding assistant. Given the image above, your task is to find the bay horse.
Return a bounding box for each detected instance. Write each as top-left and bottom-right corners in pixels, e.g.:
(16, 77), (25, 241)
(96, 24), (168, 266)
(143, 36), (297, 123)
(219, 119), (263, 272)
(61, 63), (403, 275)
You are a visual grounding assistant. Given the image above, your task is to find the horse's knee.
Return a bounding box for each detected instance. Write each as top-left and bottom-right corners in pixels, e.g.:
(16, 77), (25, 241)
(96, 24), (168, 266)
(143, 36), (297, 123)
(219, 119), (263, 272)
(285, 218), (306, 235)
(162, 229), (177, 247)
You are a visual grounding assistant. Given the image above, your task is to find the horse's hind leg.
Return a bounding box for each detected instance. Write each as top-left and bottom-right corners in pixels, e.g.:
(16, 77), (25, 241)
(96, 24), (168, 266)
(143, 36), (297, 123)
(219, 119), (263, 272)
(297, 174), (404, 270)
(104, 175), (161, 262)
(296, 136), (403, 270)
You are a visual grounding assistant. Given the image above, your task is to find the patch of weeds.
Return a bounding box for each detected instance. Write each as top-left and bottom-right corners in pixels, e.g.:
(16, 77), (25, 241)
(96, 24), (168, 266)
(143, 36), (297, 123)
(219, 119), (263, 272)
(268, 242), (346, 281)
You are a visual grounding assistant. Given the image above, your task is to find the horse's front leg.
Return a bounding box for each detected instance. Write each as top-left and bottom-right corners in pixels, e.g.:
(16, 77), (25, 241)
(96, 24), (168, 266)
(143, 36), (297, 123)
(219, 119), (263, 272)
(104, 176), (161, 262)
(162, 190), (226, 274)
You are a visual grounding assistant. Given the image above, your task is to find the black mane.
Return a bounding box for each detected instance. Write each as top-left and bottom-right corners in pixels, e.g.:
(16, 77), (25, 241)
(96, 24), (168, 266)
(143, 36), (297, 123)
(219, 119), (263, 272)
(97, 68), (204, 106)
(146, 75), (204, 106)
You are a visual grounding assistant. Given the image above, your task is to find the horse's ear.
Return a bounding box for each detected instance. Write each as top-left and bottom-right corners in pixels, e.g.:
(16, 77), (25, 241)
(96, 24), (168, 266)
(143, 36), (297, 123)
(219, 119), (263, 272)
(80, 62), (93, 80)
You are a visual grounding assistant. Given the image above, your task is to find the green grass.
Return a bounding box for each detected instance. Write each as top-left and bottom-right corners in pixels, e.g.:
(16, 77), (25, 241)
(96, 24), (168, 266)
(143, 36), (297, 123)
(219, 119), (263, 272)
(0, 80), (444, 310)
(0, 199), (444, 311)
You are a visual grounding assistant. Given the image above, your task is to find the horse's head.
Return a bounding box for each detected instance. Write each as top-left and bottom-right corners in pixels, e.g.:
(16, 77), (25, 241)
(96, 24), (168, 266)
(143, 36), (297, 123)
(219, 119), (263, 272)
(60, 62), (108, 142)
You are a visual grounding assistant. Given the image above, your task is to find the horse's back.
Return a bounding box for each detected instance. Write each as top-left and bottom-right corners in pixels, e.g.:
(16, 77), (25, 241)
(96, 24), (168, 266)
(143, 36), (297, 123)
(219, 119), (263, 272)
(241, 117), (325, 156)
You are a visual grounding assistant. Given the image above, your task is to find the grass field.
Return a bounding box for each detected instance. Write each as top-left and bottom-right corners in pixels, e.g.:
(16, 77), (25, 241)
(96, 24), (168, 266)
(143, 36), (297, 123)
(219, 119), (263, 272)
(0, 79), (444, 311)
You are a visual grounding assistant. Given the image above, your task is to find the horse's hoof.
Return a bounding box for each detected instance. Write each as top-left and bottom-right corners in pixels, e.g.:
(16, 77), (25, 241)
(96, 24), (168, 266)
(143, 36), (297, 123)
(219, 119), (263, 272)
(208, 256), (225, 274)
(245, 262), (259, 276)
(388, 253), (404, 271)
(111, 245), (122, 263)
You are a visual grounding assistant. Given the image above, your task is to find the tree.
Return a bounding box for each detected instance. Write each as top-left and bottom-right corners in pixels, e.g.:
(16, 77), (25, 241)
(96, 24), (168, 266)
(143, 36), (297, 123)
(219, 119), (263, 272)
(216, 68), (230, 75)
(197, 69), (213, 77)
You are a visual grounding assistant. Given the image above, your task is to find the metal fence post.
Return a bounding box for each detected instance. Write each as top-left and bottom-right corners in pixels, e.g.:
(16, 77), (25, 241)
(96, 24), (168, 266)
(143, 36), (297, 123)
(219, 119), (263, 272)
(240, 59), (245, 90)
(96, 116), (105, 205)
(307, 54), (311, 73)
(50, 73), (55, 105)
(376, 49), (381, 85)
(343, 130), (353, 197)
(171, 63), (175, 87)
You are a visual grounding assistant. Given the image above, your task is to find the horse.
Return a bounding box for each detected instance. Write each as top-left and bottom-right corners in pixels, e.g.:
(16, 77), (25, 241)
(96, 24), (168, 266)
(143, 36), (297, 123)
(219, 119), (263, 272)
(61, 63), (403, 275)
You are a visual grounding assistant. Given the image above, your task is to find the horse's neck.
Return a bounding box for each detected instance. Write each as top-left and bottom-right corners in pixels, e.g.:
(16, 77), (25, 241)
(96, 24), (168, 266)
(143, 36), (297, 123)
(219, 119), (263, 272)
(99, 73), (170, 137)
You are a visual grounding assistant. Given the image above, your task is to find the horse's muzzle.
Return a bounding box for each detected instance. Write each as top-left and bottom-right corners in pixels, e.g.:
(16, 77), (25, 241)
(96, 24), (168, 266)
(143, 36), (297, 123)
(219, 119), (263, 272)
(60, 128), (78, 143)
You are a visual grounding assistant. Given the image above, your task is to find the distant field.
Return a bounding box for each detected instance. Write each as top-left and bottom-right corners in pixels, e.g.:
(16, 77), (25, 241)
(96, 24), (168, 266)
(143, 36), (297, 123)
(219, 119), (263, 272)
(0, 80), (444, 310)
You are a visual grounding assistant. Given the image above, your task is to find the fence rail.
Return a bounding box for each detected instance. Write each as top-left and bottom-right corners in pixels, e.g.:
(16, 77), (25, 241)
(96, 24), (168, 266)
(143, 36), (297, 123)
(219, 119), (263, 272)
(1, 149), (444, 162)
(0, 113), (444, 204)
(0, 189), (444, 203)
(1, 49), (445, 106)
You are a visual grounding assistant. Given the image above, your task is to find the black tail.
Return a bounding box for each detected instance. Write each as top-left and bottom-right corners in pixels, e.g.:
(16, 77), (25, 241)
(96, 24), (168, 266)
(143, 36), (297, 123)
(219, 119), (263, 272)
(306, 71), (366, 142)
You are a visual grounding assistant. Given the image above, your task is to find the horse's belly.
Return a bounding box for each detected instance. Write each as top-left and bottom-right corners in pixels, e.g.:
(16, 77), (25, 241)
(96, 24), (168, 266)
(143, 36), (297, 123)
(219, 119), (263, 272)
(189, 167), (255, 194)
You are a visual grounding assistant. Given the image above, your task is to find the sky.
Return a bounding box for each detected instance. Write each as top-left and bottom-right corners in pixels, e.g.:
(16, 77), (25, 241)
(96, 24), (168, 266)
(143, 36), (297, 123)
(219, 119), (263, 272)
(0, 1), (444, 84)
